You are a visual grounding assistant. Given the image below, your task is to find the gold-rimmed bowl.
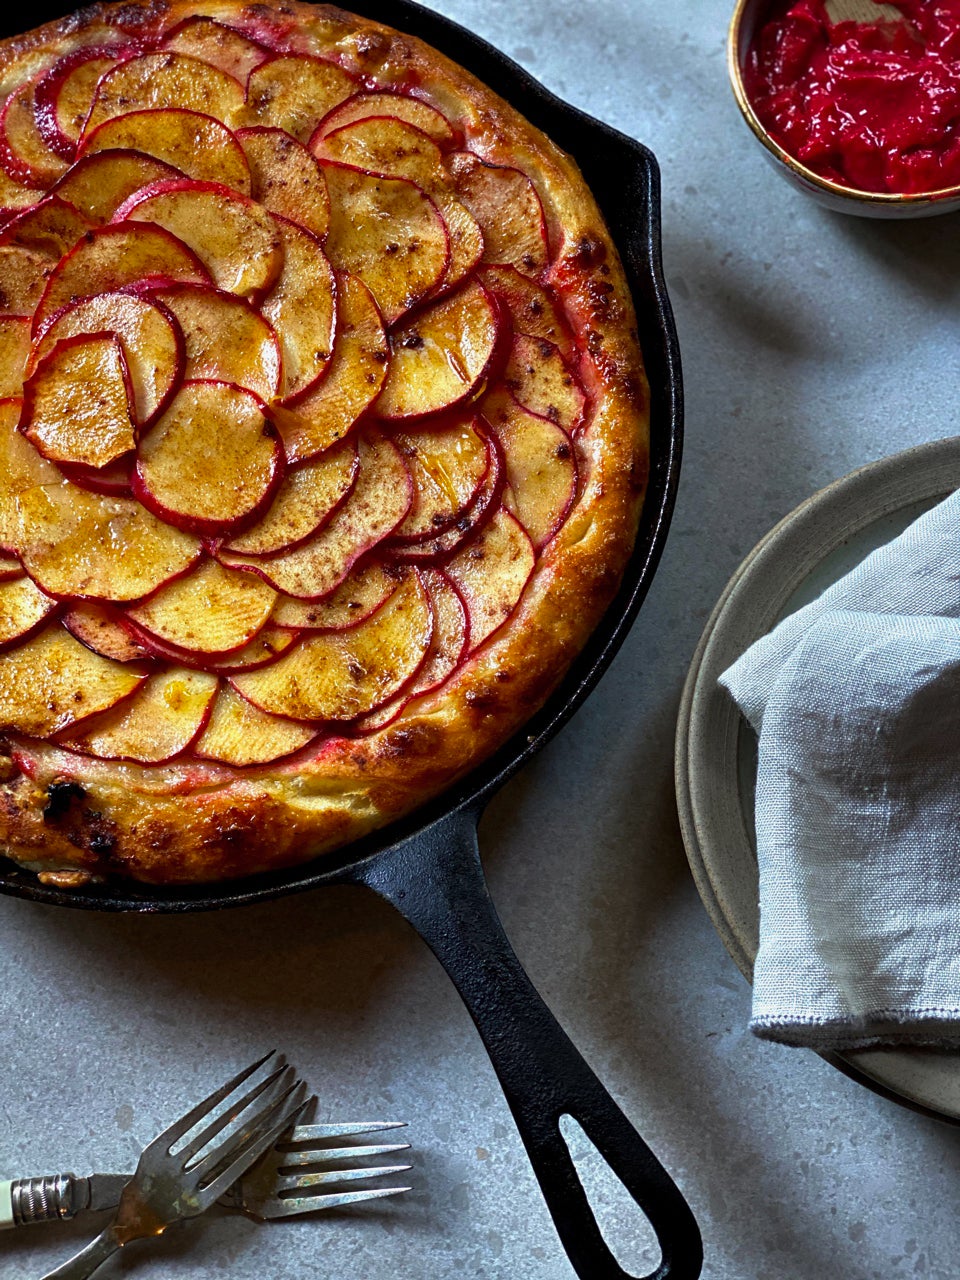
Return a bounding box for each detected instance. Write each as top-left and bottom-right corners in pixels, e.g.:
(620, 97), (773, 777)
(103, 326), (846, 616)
(728, 0), (960, 218)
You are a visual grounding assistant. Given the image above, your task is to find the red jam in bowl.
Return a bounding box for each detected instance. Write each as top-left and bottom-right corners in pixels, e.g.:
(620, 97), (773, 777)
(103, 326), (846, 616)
(744, 0), (960, 194)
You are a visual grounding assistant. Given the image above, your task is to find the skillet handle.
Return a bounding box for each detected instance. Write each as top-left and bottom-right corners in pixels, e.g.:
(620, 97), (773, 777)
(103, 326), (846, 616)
(352, 804), (702, 1280)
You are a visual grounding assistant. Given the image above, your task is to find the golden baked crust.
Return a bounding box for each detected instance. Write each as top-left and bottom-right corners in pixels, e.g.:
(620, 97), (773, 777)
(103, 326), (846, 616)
(0, 0), (648, 884)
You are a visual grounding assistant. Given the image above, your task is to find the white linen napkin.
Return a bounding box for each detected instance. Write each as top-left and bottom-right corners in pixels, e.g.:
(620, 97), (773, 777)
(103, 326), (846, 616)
(719, 489), (960, 1049)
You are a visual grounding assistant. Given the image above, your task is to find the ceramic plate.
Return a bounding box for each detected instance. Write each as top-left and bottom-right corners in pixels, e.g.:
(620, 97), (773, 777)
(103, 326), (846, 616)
(675, 435), (960, 1121)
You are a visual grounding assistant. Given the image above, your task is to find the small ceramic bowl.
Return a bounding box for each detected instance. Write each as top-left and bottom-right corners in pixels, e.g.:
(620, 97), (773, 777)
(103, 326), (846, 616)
(728, 0), (960, 219)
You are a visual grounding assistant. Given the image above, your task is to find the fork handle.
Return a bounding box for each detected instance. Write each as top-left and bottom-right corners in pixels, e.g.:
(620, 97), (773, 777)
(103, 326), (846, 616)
(39, 1225), (121, 1280)
(355, 804), (702, 1280)
(0, 1175), (83, 1228)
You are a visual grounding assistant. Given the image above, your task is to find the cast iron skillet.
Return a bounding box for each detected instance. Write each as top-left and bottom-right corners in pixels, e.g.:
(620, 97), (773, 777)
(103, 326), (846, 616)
(0, 2), (701, 1276)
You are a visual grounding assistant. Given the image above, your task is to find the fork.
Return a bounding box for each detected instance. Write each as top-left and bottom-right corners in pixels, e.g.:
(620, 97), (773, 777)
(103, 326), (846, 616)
(5, 1121), (412, 1225)
(39, 1051), (309, 1280)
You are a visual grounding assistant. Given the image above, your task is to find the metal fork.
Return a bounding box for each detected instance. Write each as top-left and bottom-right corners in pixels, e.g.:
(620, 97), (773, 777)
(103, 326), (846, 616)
(39, 1051), (309, 1280)
(5, 1121), (412, 1226)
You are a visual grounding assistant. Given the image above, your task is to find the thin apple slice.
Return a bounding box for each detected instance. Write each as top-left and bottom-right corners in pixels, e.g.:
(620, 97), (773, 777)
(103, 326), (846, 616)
(81, 110), (252, 194)
(21, 334), (136, 469)
(244, 55), (356, 141)
(33, 292), (183, 427)
(34, 46), (126, 159)
(0, 574), (57, 650)
(449, 152), (549, 278)
(260, 217), (335, 401)
(480, 265), (575, 362)
(0, 80), (67, 188)
(34, 223), (209, 333)
(83, 53), (245, 135)
(321, 164), (448, 324)
(51, 150), (184, 224)
(504, 333), (585, 432)
(134, 381), (283, 536)
(154, 283), (280, 402)
(237, 126), (330, 239)
(272, 271), (387, 463)
(271, 559), (398, 630)
(0, 624), (146, 736)
(126, 559), (277, 656)
(482, 389), (577, 548)
(223, 439), (357, 556)
(445, 507), (535, 652)
(164, 17), (270, 82)
(116, 179), (282, 299)
(232, 568), (431, 721)
(219, 432), (411, 598)
(376, 279), (499, 420)
(392, 419), (490, 541)
(394, 427), (504, 563)
(195, 683), (315, 765)
(57, 457), (132, 499)
(0, 245), (54, 314)
(64, 601), (153, 663)
(0, 316), (29, 397)
(353, 568), (469, 731)
(313, 93), (456, 146)
(0, 553), (22, 581)
(0, 398), (60, 547)
(58, 666), (218, 763)
(0, 168), (40, 219)
(0, 195), (92, 258)
(15, 483), (201, 602)
(128, 620), (297, 673)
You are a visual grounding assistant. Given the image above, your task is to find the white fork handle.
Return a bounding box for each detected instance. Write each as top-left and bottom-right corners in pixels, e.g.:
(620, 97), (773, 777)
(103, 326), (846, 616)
(39, 1225), (122, 1279)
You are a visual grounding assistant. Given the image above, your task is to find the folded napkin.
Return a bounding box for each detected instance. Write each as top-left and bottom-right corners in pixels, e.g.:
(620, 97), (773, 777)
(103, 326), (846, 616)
(719, 489), (960, 1049)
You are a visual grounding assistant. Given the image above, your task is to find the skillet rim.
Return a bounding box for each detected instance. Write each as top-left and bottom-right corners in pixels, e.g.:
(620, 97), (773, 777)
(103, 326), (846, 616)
(0, 0), (683, 912)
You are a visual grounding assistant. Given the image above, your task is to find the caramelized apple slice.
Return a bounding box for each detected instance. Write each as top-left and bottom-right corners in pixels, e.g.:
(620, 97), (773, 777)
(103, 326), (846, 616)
(0, 553), (22, 581)
(273, 271), (387, 463)
(117, 179), (282, 299)
(244, 55), (356, 141)
(0, 398), (60, 546)
(164, 17), (270, 82)
(81, 110), (252, 194)
(34, 46), (127, 159)
(504, 333), (585, 432)
(445, 507), (534, 651)
(0, 625), (146, 736)
(271, 559), (397, 630)
(313, 92), (456, 146)
(35, 223), (209, 333)
(57, 457), (133, 499)
(0, 317), (29, 397)
(195, 683), (315, 765)
(0, 168), (40, 218)
(232, 569), (431, 721)
(0, 574), (58, 650)
(450, 152), (548, 278)
(223, 439), (357, 556)
(51, 150), (183, 224)
(154, 283), (280, 402)
(134, 381), (283, 536)
(126, 559), (277, 656)
(261, 217), (335, 401)
(0, 195), (92, 258)
(395, 427), (504, 563)
(21, 334), (136, 469)
(321, 165), (448, 324)
(0, 80), (67, 187)
(16, 482), (201, 601)
(376, 279), (499, 420)
(483, 390), (577, 548)
(219, 432), (411, 598)
(392, 419), (490, 541)
(0, 245), (54, 314)
(58, 666), (218, 763)
(84, 53), (245, 135)
(129, 621), (297, 673)
(480, 265), (575, 362)
(237, 127), (330, 239)
(64, 601), (153, 663)
(33, 292), (183, 427)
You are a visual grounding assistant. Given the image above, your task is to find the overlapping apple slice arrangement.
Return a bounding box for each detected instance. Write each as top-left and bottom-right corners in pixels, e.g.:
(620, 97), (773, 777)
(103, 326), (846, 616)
(0, 16), (586, 768)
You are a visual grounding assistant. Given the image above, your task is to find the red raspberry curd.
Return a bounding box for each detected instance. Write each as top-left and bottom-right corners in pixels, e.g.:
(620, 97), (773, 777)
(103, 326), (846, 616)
(744, 0), (960, 194)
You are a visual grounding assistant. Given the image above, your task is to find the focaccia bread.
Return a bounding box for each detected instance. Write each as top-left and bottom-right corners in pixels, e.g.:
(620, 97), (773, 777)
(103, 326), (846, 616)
(0, 0), (649, 885)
